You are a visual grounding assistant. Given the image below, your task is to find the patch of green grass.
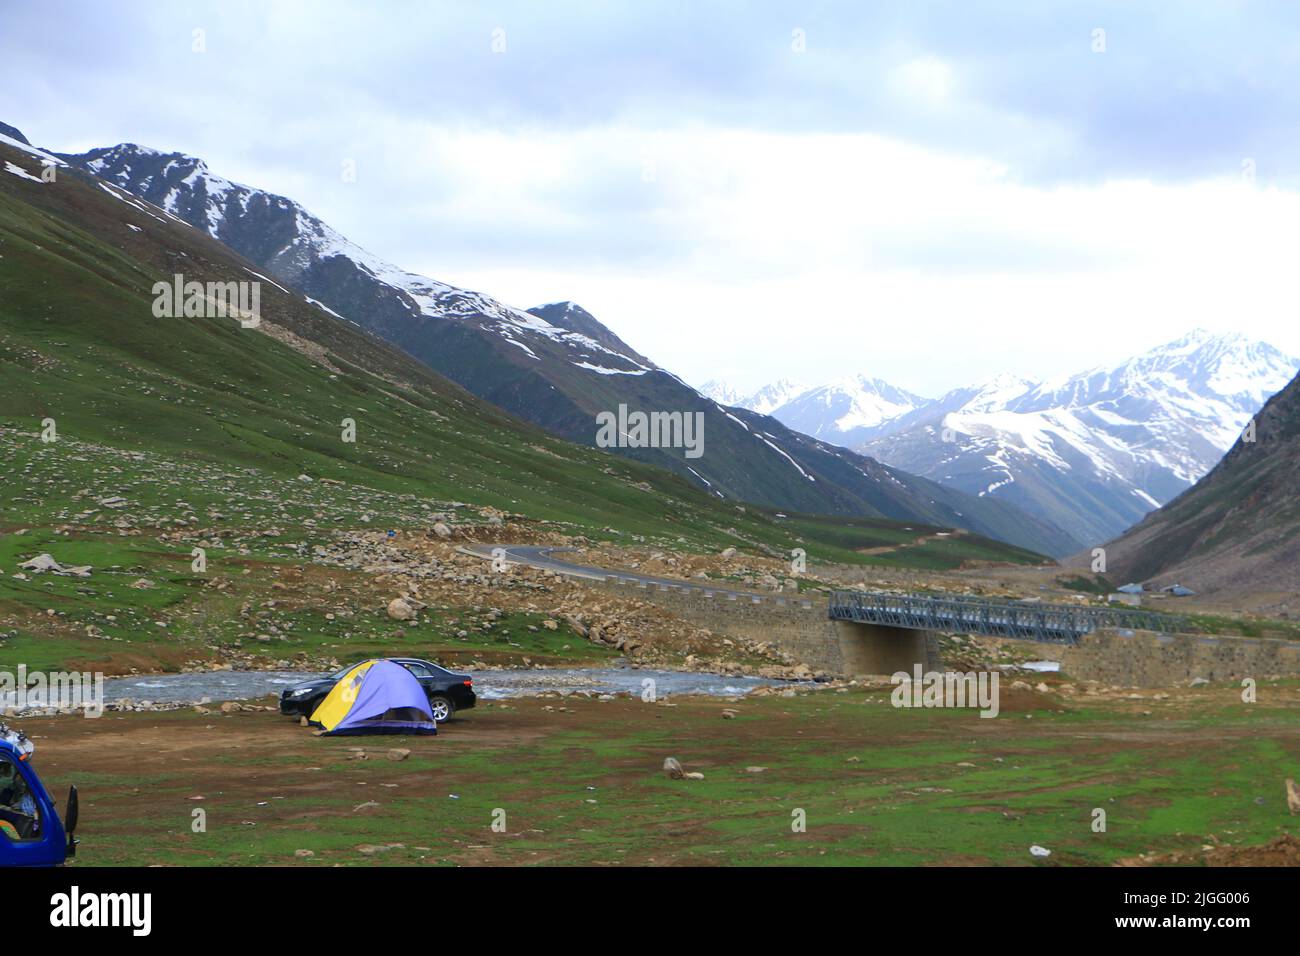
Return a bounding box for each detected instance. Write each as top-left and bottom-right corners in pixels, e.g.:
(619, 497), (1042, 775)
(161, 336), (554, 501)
(1178, 612), (1300, 641)
(49, 688), (1300, 866)
(1056, 573), (1113, 595)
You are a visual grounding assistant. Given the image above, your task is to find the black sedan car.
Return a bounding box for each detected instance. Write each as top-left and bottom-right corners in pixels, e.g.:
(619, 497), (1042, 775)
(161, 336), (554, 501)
(279, 658), (475, 722)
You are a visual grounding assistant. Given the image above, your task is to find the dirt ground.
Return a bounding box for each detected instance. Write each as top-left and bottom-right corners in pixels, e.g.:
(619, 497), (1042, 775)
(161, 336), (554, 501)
(21, 677), (1300, 867)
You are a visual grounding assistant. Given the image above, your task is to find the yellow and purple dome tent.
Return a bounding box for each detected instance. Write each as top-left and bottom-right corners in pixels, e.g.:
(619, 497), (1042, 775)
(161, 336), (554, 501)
(309, 659), (437, 736)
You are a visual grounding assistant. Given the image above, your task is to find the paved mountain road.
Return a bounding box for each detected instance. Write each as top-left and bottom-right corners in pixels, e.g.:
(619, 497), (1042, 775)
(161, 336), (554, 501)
(461, 544), (797, 601)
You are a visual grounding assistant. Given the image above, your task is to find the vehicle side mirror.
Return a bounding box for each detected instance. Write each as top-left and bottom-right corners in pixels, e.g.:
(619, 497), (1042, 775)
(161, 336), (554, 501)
(65, 785), (79, 835)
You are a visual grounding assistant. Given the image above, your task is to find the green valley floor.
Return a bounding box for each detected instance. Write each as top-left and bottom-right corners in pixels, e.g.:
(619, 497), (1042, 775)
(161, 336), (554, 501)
(26, 677), (1300, 866)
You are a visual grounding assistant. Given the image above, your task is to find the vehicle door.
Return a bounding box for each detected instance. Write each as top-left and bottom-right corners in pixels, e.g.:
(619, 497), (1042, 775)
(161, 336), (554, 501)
(0, 752), (56, 866)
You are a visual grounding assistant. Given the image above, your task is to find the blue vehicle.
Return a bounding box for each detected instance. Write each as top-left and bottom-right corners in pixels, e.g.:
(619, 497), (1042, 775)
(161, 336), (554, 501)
(0, 723), (78, 867)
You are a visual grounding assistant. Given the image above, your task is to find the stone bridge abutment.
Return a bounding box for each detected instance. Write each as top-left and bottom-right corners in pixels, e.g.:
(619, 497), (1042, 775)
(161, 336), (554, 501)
(584, 575), (938, 676)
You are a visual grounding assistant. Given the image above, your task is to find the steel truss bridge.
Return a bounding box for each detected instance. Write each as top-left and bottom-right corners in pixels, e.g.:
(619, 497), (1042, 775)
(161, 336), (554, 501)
(827, 591), (1182, 645)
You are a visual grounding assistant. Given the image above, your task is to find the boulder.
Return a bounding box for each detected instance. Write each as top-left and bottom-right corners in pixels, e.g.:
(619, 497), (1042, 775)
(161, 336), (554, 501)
(663, 757), (684, 779)
(387, 598), (415, 621)
(18, 553), (92, 577)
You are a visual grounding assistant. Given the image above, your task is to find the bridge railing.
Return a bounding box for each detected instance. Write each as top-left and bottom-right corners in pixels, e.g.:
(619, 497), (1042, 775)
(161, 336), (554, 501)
(827, 591), (1185, 645)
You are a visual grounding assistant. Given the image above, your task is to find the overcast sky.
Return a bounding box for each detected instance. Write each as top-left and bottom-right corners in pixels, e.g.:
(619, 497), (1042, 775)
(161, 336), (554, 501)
(6, 1), (1300, 396)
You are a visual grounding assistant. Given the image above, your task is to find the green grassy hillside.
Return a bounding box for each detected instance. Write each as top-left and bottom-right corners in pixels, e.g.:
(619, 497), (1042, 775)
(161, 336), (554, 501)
(58, 140), (1077, 557)
(0, 139), (1046, 574)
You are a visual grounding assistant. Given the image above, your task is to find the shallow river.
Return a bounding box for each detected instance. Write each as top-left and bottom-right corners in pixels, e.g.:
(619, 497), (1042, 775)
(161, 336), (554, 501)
(84, 666), (790, 705)
(9, 661), (1061, 709)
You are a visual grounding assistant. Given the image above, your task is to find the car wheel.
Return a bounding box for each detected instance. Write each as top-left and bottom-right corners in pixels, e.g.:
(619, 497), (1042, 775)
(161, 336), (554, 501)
(428, 695), (454, 723)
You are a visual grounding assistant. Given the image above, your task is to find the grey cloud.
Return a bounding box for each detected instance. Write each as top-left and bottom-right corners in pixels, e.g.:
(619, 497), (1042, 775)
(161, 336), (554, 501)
(9, 1), (1300, 186)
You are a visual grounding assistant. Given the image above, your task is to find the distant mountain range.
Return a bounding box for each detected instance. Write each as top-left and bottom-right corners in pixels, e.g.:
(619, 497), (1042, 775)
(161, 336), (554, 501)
(1100, 366), (1300, 602)
(46, 123), (1290, 562)
(45, 132), (1075, 557)
(700, 378), (809, 415)
(0, 126), (1053, 574)
(767, 376), (929, 445)
(710, 332), (1299, 547)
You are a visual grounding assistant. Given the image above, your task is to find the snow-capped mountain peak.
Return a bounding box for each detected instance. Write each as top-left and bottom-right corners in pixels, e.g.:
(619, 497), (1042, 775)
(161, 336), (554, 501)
(697, 378), (808, 414)
(862, 330), (1300, 547)
(698, 374), (929, 444)
(700, 373), (933, 445)
(63, 143), (661, 375)
(954, 372), (1038, 414)
(745, 379), (809, 415)
(698, 379), (743, 406)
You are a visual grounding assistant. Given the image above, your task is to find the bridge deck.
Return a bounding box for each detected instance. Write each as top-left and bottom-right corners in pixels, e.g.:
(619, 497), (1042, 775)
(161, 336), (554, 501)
(828, 592), (1181, 645)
